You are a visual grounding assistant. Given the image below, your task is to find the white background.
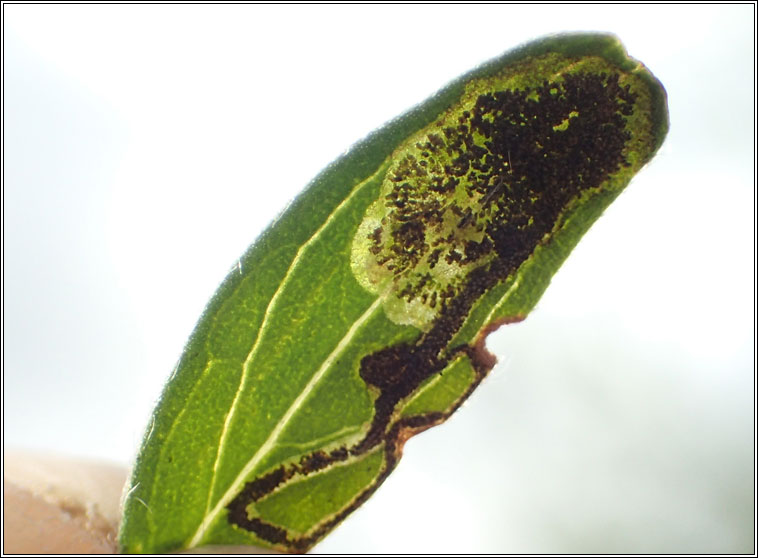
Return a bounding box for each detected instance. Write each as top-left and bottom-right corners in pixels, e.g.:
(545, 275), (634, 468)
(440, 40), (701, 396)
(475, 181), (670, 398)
(4, 4), (754, 553)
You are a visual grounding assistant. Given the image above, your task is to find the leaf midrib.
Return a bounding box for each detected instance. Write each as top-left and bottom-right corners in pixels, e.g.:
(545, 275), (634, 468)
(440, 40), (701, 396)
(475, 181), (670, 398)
(187, 161), (390, 549)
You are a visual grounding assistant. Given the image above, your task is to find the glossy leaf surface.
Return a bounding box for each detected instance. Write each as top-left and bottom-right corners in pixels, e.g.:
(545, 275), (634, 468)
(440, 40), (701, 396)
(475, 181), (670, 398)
(119, 33), (668, 553)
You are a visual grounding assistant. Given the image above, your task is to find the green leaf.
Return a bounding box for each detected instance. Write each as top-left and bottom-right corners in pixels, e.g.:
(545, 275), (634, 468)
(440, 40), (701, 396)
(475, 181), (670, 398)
(119, 33), (668, 553)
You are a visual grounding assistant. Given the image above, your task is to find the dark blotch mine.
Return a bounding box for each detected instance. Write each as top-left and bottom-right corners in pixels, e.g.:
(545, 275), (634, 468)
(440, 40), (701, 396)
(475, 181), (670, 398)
(360, 72), (636, 448)
(380, 73), (635, 310)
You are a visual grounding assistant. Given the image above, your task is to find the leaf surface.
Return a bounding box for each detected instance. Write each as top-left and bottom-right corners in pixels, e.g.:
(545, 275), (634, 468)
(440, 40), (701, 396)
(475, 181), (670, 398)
(119, 33), (668, 553)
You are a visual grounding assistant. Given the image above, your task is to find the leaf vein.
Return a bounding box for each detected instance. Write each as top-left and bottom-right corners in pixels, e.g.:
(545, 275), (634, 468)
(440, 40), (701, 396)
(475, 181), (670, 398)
(191, 162), (389, 547)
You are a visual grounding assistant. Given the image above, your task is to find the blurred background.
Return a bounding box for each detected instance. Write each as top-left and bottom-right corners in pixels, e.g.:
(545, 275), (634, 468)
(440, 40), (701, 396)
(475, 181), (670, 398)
(3, 4), (754, 553)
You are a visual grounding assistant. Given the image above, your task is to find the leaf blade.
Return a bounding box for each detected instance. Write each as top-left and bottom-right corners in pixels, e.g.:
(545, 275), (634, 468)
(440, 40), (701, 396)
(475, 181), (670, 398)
(119, 32), (668, 553)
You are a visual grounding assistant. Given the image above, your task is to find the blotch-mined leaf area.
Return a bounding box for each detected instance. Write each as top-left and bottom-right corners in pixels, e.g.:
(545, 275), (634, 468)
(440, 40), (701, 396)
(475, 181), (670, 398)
(353, 70), (636, 331)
